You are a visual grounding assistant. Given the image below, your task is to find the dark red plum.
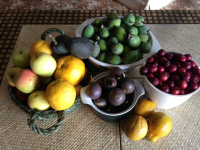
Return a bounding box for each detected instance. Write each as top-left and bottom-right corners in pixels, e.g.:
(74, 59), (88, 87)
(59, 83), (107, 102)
(103, 76), (117, 89)
(108, 88), (126, 106)
(118, 77), (135, 94)
(87, 82), (102, 100)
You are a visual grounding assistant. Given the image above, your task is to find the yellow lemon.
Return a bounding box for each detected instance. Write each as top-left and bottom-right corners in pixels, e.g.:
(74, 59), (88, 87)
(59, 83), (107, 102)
(46, 79), (76, 111)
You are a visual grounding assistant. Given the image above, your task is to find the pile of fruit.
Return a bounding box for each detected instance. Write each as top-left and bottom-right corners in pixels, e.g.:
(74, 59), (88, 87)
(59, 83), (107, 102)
(82, 12), (151, 65)
(6, 33), (93, 111)
(124, 98), (172, 143)
(140, 49), (200, 95)
(86, 67), (136, 113)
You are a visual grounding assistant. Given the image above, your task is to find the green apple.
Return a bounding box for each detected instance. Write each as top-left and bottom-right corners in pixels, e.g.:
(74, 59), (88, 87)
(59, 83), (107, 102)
(12, 49), (30, 68)
(15, 69), (40, 93)
(6, 67), (22, 87)
(30, 52), (57, 77)
(28, 90), (50, 111)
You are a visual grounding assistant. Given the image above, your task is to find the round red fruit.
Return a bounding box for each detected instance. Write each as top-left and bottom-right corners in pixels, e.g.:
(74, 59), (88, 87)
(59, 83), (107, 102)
(159, 72), (168, 82)
(178, 67), (186, 74)
(168, 64), (177, 73)
(178, 80), (188, 90)
(149, 77), (159, 86)
(140, 66), (148, 75)
(158, 66), (165, 73)
(171, 86), (181, 95)
(158, 49), (166, 57)
(182, 62), (191, 70)
(160, 84), (170, 93)
(189, 83), (199, 90)
(178, 55), (187, 62)
(190, 75), (199, 83)
(146, 73), (154, 79)
(147, 57), (155, 64)
(184, 54), (192, 61)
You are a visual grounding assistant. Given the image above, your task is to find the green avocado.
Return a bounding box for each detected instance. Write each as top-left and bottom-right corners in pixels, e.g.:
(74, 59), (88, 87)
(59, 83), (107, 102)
(67, 37), (94, 59)
(50, 34), (72, 56)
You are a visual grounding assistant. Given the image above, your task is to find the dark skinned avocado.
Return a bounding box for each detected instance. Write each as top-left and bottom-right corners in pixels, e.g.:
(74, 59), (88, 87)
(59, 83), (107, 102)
(67, 37), (94, 59)
(50, 34), (71, 56)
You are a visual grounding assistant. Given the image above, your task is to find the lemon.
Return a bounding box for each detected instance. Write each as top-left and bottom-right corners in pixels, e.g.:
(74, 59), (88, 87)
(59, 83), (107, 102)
(46, 79), (76, 111)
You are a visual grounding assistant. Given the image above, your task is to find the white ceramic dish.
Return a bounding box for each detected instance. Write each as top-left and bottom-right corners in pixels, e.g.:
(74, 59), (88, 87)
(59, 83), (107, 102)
(76, 17), (161, 72)
(80, 71), (145, 122)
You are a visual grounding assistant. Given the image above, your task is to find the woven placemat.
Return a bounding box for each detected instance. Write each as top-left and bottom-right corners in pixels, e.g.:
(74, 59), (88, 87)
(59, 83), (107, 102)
(0, 24), (200, 149)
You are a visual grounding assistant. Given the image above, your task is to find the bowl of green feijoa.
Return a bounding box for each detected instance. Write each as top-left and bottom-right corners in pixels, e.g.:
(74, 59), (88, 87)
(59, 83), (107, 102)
(76, 12), (161, 72)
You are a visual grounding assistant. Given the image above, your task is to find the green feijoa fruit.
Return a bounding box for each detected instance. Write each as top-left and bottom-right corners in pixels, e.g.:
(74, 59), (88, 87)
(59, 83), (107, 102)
(98, 39), (108, 52)
(120, 24), (130, 31)
(138, 34), (149, 42)
(137, 25), (149, 35)
(82, 25), (94, 39)
(92, 42), (101, 58)
(121, 45), (131, 57)
(97, 53), (107, 62)
(126, 26), (138, 36)
(139, 42), (152, 54)
(108, 19), (121, 31)
(127, 35), (141, 49)
(124, 51), (138, 64)
(93, 34), (100, 42)
(90, 39), (95, 45)
(111, 43), (124, 55)
(122, 14), (135, 26)
(93, 26), (99, 35)
(107, 11), (118, 20)
(93, 18), (104, 28)
(137, 50), (143, 61)
(114, 27), (127, 43)
(134, 16), (144, 27)
(99, 28), (110, 39)
(106, 55), (121, 65)
(108, 37), (118, 48)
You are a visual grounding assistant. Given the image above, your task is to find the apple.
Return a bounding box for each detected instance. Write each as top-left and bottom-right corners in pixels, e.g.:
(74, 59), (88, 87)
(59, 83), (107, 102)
(15, 69), (40, 93)
(15, 89), (29, 105)
(30, 52), (57, 77)
(6, 67), (22, 87)
(12, 49), (30, 68)
(28, 90), (50, 111)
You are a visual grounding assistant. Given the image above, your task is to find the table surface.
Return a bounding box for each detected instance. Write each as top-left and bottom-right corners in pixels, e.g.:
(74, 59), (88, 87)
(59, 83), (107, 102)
(0, 10), (200, 85)
(0, 10), (200, 150)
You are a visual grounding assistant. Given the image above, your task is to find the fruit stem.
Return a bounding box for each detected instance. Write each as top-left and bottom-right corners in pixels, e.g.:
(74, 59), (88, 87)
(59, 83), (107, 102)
(49, 35), (57, 45)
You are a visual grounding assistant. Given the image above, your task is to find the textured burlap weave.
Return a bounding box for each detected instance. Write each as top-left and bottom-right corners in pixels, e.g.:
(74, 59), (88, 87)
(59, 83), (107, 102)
(0, 25), (200, 149)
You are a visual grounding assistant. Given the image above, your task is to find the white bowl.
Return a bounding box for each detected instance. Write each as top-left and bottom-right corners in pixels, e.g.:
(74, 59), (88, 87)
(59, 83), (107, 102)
(76, 17), (161, 72)
(141, 53), (200, 109)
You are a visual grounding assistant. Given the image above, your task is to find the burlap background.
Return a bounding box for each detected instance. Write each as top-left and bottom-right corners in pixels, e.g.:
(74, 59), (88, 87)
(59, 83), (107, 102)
(0, 25), (200, 149)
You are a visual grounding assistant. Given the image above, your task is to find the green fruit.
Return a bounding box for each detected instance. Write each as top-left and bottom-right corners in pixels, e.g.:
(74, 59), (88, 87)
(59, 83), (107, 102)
(127, 35), (141, 49)
(126, 26), (138, 36)
(67, 37), (94, 59)
(134, 16), (144, 27)
(108, 19), (121, 31)
(137, 25), (149, 35)
(50, 35), (72, 56)
(122, 14), (135, 26)
(94, 26), (99, 35)
(98, 39), (108, 52)
(138, 34), (149, 42)
(114, 27), (127, 43)
(107, 11), (118, 20)
(137, 50), (143, 61)
(106, 55), (121, 65)
(124, 51), (138, 64)
(108, 37), (118, 48)
(120, 24), (130, 31)
(121, 45), (131, 58)
(99, 28), (110, 39)
(140, 42), (152, 54)
(93, 19), (104, 28)
(82, 25), (94, 39)
(92, 42), (100, 58)
(97, 53), (107, 62)
(111, 43), (124, 55)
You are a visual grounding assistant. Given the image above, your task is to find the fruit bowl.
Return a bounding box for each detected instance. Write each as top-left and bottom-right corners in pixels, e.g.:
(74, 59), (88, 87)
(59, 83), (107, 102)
(76, 17), (161, 72)
(140, 51), (200, 109)
(80, 71), (145, 122)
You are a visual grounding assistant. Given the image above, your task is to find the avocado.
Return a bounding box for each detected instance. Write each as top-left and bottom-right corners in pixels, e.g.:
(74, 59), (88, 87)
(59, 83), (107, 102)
(67, 37), (94, 59)
(50, 34), (72, 56)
